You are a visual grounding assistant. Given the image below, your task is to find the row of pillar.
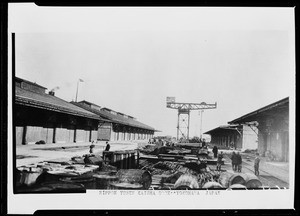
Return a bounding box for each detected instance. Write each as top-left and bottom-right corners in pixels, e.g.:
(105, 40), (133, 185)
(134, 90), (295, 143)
(16, 125), (97, 145)
(103, 150), (139, 169)
(111, 131), (154, 141)
(212, 135), (236, 148)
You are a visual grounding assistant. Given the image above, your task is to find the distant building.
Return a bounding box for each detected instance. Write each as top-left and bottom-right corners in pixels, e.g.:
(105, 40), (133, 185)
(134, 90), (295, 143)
(15, 77), (100, 145)
(228, 97), (289, 162)
(204, 124), (258, 150)
(71, 100), (155, 141)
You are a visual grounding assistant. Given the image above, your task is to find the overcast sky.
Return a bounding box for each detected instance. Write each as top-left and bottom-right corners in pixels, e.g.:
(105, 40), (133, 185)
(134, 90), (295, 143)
(9, 4), (295, 138)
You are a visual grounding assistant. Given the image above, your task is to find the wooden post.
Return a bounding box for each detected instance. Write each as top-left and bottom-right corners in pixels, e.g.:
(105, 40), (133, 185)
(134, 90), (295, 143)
(115, 154), (120, 167)
(73, 127), (77, 143)
(120, 154), (124, 169)
(89, 126), (92, 142)
(52, 126), (56, 143)
(22, 125), (27, 145)
(127, 153), (131, 168)
(124, 153), (128, 169)
(136, 150), (140, 168)
(113, 153), (117, 164)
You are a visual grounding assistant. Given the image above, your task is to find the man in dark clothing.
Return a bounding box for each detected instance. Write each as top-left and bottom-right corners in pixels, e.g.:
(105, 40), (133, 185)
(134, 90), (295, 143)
(216, 151), (223, 171)
(103, 141), (112, 163)
(89, 144), (95, 154)
(231, 151), (238, 171)
(236, 152), (242, 172)
(105, 141), (110, 151)
(254, 153), (260, 175)
(212, 146), (218, 158)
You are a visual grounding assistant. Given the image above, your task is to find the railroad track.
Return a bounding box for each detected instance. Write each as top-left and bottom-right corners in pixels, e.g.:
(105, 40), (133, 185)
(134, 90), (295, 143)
(220, 155), (289, 189)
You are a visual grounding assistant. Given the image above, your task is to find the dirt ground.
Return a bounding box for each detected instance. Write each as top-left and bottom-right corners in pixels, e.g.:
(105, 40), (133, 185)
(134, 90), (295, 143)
(16, 140), (145, 167)
(15, 141), (289, 188)
(207, 150), (289, 188)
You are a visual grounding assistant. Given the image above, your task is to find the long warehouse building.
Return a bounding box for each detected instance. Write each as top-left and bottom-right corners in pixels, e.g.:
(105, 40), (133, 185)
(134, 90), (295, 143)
(14, 77), (101, 145)
(71, 100), (155, 141)
(15, 77), (156, 145)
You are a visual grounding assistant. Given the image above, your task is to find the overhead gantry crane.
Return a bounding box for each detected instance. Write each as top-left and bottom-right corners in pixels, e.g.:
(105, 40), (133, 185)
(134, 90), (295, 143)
(166, 97), (217, 141)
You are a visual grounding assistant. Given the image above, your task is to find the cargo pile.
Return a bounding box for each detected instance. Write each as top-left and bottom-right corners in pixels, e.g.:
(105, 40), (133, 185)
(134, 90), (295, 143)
(15, 149), (141, 192)
(15, 143), (263, 192)
(137, 144), (263, 190)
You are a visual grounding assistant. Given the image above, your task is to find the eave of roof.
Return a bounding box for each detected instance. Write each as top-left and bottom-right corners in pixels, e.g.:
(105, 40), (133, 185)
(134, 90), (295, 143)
(78, 100), (101, 108)
(15, 86), (101, 120)
(72, 101), (155, 131)
(70, 102), (113, 123)
(204, 125), (240, 135)
(15, 77), (47, 89)
(101, 110), (155, 131)
(228, 97), (289, 124)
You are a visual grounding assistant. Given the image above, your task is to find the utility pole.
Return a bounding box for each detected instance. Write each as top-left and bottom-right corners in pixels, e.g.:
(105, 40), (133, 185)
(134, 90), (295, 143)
(199, 109), (204, 140)
(75, 79), (84, 102)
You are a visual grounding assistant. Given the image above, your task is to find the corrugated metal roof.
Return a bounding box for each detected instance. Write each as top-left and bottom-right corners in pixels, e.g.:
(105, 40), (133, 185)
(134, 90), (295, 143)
(100, 108), (155, 131)
(15, 77), (47, 89)
(204, 125), (241, 135)
(228, 97), (289, 124)
(72, 101), (155, 131)
(15, 86), (101, 120)
(79, 100), (101, 108)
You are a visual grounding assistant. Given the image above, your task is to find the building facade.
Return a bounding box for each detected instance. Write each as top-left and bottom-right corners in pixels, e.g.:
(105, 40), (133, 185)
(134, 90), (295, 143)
(72, 100), (155, 141)
(204, 124), (258, 150)
(228, 97), (289, 162)
(15, 77), (100, 145)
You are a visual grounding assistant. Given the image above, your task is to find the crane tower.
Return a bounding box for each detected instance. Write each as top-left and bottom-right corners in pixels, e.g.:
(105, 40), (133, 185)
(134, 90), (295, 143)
(166, 97), (217, 141)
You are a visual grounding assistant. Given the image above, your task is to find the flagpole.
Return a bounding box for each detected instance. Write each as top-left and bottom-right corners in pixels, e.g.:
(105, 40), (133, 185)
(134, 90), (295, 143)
(75, 80), (79, 102)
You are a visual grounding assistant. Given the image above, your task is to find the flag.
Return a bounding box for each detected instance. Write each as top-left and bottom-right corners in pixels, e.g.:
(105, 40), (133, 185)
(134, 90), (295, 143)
(79, 78), (84, 82)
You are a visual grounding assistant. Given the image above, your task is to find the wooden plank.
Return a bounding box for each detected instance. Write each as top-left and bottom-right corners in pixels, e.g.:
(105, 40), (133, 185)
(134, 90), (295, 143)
(158, 154), (184, 158)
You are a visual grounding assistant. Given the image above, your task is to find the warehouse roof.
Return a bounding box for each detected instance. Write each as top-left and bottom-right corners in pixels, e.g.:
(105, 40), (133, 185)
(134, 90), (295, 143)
(72, 101), (155, 131)
(100, 108), (155, 131)
(228, 97), (289, 124)
(79, 100), (102, 109)
(15, 77), (47, 89)
(15, 86), (102, 120)
(204, 124), (241, 135)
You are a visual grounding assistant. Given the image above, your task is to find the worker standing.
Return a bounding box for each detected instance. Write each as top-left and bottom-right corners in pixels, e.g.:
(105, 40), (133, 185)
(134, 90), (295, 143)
(202, 139), (206, 148)
(254, 153), (260, 175)
(89, 144), (95, 154)
(231, 151), (237, 171)
(236, 152), (242, 172)
(103, 142), (111, 164)
(105, 141), (110, 151)
(216, 151), (223, 171)
(212, 146), (218, 158)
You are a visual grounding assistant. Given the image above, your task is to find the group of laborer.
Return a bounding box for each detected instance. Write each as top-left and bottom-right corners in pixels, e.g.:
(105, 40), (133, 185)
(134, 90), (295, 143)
(230, 151), (242, 172)
(212, 145), (260, 175)
(231, 151), (261, 175)
(88, 141), (110, 154)
(213, 145), (243, 172)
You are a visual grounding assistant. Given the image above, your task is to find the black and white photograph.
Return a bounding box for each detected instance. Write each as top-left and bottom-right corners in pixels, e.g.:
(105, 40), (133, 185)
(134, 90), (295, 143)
(7, 3), (295, 214)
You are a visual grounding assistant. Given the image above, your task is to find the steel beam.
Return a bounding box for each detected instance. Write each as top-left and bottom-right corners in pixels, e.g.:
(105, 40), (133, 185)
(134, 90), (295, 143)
(167, 100), (217, 141)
